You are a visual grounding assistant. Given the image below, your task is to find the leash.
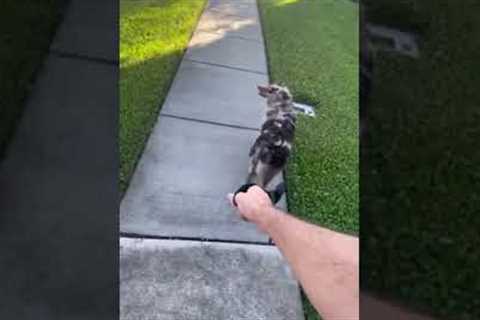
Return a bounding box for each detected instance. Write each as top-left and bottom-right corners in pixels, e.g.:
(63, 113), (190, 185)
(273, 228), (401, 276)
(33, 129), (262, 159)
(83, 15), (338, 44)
(231, 183), (284, 207)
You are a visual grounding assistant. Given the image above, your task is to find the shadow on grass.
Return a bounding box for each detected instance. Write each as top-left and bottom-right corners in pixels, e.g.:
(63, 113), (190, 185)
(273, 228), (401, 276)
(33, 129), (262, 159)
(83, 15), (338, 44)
(119, 0), (212, 194)
(120, 50), (182, 193)
(120, 0), (261, 193)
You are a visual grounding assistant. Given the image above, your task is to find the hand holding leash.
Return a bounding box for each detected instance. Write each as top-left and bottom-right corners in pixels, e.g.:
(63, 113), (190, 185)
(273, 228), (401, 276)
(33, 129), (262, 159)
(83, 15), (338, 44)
(231, 183), (284, 207)
(228, 183), (285, 232)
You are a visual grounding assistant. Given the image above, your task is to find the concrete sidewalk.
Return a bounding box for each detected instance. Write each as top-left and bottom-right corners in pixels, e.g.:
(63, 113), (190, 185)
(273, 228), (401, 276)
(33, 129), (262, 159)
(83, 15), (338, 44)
(120, 0), (304, 319)
(120, 0), (285, 243)
(120, 239), (303, 320)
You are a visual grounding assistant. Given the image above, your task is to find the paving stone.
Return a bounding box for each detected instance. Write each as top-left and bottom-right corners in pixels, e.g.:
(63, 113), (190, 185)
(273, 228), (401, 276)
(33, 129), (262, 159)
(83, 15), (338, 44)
(207, 0), (259, 19)
(120, 116), (290, 243)
(120, 238), (304, 320)
(51, 0), (117, 62)
(161, 59), (268, 129)
(186, 31), (267, 74)
(197, 9), (262, 41)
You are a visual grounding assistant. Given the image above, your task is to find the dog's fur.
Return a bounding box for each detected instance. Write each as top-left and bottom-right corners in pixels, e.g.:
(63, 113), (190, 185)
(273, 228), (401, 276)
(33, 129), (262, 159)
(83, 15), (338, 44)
(247, 84), (296, 188)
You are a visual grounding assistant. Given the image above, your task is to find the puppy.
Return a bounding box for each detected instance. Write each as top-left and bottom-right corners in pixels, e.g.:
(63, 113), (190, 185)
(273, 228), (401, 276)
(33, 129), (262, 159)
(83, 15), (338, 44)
(247, 84), (296, 189)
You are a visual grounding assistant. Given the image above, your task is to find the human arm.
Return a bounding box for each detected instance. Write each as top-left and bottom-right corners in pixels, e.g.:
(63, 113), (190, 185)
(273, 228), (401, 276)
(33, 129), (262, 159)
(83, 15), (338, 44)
(228, 186), (359, 320)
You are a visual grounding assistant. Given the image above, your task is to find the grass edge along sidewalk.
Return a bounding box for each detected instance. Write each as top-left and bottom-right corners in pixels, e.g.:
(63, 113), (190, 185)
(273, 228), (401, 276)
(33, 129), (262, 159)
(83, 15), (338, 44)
(120, 0), (206, 192)
(258, 0), (359, 319)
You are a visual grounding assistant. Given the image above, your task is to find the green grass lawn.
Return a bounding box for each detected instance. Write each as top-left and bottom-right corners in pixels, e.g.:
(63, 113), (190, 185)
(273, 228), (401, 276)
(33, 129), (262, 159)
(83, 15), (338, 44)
(0, 0), (64, 159)
(120, 0), (206, 191)
(258, 0), (359, 318)
(362, 1), (480, 319)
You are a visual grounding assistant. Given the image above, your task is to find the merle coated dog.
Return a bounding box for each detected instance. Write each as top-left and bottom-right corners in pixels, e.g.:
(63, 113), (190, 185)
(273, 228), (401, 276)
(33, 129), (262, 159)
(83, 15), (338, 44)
(247, 84), (296, 189)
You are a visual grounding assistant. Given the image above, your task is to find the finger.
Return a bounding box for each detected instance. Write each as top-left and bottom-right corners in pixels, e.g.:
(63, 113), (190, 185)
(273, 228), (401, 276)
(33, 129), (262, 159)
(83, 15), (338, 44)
(231, 194), (250, 222)
(227, 193), (247, 221)
(234, 192), (246, 206)
(249, 185), (267, 196)
(250, 185), (263, 192)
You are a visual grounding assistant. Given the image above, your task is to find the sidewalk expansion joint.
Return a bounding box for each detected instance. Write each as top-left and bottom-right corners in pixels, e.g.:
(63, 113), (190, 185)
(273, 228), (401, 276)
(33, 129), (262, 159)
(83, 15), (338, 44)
(209, 8), (257, 20)
(50, 49), (118, 66)
(185, 58), (267, 75)
(199, 30), (263, 44)
(120, 232), (275, 246)
(160, 113), (260, 132)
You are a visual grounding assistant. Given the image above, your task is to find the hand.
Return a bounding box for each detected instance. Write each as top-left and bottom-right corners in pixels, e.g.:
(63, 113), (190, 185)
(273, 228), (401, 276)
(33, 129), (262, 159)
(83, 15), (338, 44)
(227, 186), (276, 232)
